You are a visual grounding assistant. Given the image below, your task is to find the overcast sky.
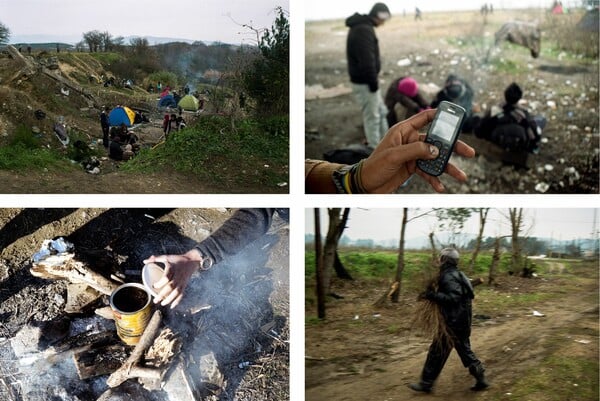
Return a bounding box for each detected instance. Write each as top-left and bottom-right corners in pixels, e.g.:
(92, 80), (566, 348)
(304, 0), (570, 21)
(306, 208), (599, 242)
(0, 0), (288, 45)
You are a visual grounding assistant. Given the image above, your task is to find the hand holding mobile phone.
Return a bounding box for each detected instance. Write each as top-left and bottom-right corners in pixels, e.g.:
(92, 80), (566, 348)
(417, 101), (466, 176)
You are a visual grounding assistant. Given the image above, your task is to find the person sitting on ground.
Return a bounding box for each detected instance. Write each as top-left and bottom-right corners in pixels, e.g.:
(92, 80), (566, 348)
(176, 116), (186, 130)
(385, 76), (430, 127)
(431, 75), (477, 132)
(305, 109), (476, 194)
(109, 136), (124, 160)
(109, 136), (134, 161)
(474, 82), (542, 154)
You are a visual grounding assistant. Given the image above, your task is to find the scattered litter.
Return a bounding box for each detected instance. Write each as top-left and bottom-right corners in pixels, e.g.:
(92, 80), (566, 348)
(353, 315), (359, 320)
(238, 361), (251, 369)
(264, 164), (270, 168)
(502, 346), (512, 352)
(506, 393), (512, 396)
(60, 87), (70, 96)
(144, 214), (155, 220)
(535, 182), (549, 193)
(544, 164), (554, 172)
(397, 58), (411, 67)
(531, 310), (545, 317)
(541, 137), (549, 144)
(546, 100), (556, 109)
(277, 182), (288, 187)
(575, 339), (591, 344)
(305, 83), (352, 100)
(573, 383), (579, 387)
(32, 237), (74, 262)
(372, 314), (381, 318)
(86, 167), (100, 175)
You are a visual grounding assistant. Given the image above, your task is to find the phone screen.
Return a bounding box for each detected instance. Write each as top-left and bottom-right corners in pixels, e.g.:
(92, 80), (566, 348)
(430, 110), (460, 141)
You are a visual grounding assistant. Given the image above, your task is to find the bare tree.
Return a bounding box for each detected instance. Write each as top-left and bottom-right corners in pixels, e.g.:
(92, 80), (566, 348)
(0, 21), (10, 45)
(389, 208), (409, 302)
(509, 208), (524, 272)
(314, 209), (325, 319)
(322, 208), (351, 294)
(83, 30), (103, 52)
(467, 208), (490, 273)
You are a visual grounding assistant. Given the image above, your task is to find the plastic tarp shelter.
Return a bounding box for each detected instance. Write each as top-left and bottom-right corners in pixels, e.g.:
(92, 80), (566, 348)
(158, 95), (177, 108)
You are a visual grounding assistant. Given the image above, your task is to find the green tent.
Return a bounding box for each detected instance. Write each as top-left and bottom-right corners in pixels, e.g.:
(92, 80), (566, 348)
(178, 94), (200, 111)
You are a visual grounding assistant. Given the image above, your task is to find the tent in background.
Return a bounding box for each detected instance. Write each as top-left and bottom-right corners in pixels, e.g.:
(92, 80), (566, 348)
(178, 94), (200, 111)
(158, 95), (177, 108)
(108, 106), (136, 127)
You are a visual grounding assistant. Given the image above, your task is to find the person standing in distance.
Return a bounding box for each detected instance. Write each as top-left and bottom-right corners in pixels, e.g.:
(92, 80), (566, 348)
(346, 3), (391, 148)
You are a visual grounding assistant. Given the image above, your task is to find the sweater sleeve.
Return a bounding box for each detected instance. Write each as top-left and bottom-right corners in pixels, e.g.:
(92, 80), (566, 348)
(195, 208), (275, 264)
(305, 159), (346, 194)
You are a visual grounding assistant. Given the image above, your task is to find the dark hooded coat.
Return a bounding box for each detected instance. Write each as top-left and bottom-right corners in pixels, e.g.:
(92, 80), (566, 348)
(346, 13), (381, 92)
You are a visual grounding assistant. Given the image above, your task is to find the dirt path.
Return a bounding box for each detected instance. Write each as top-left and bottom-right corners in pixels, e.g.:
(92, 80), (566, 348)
(306, 271), (598, 400)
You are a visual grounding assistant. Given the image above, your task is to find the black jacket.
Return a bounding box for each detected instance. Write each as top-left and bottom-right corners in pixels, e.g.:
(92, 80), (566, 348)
(428, 263), (474, 336)
(474, 103), (540, 152)
(195, 209), (288, 265)
(346, 13), (381, 92)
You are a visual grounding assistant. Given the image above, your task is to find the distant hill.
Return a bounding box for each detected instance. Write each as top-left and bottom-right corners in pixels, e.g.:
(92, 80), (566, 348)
(10, 34), (231, 47)
(10, 42), (74, 52)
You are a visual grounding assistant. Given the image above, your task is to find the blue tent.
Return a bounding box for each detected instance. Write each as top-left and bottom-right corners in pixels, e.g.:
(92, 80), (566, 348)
(108, 106), (135, 127)
(158, 94), (177, 108)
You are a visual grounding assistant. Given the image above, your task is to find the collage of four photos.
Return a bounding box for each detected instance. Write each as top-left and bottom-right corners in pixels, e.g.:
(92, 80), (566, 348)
(0, 0), (599, 400)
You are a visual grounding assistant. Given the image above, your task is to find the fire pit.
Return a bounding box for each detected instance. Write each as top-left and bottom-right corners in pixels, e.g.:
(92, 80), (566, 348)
(0, 208), (289, 401)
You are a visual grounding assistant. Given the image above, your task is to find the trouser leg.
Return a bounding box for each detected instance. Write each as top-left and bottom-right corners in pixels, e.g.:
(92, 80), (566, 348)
(352, 84), (389, 146)
(420, 338), (453, 386)
(453, 336), (480, 368)
(455, 335), (489, 390)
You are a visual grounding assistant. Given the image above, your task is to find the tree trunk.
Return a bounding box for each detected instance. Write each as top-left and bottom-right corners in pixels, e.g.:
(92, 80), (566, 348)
(322, 209), (341, 292)
(468, 208), (490, 273)
(332, 209), (353, 280)
(333, 250), (353, 280)
(390, 208), (408, 302)
(509, 208), (523, 273)
(488, 237), (501, 286)
(429, 232), (437, 267)
(322, 208), (352, 292)
(314, 209), (325, 319)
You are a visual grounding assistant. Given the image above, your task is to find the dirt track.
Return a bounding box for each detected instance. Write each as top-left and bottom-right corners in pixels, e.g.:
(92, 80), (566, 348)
(305, 9), (599, 193)
(305, 264), (598, 400)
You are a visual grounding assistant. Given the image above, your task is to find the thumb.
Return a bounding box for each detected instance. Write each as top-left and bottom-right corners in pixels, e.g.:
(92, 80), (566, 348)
(388, 142), (439, 165)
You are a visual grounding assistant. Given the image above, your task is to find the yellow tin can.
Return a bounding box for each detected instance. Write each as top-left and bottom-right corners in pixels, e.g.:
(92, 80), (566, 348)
(109, 283), (152, 345)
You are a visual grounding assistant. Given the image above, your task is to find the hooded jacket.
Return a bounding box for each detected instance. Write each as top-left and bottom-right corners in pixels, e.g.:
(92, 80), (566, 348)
(427, 262), (475, 336)
(346, 13), (381, 92)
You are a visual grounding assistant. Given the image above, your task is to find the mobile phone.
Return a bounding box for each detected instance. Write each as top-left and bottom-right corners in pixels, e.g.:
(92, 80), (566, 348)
(417, 101), (466, 176)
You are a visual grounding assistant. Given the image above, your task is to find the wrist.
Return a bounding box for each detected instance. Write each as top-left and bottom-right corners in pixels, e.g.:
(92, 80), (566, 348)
(331, 160), (367, 194)
(189, 247), (214, 270)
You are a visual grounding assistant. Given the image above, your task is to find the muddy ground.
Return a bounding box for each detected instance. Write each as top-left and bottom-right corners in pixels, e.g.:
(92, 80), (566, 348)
(0, 52), (287, 194)
(305, 259), (599, 401)
(305, 9), (599, 193)
(0, 208), (289, 400)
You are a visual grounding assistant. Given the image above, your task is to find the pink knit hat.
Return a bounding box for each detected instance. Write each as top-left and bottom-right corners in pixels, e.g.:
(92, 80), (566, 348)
(397, 77), (418, 97)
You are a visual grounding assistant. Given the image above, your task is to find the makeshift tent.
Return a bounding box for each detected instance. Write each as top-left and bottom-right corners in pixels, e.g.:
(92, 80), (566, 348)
(158, 95), (177, 108)
(178, 94), (200, 111)
(108, 106), (136, 127)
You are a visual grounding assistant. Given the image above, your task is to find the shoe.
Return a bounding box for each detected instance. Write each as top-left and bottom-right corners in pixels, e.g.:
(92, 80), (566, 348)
(408, 382), (432, 393)
(469, 363), (489, 391)
(471, 381), (489, 391)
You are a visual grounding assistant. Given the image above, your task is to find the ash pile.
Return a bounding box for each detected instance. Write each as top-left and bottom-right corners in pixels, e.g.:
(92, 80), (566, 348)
(0, 208), (289, 401)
